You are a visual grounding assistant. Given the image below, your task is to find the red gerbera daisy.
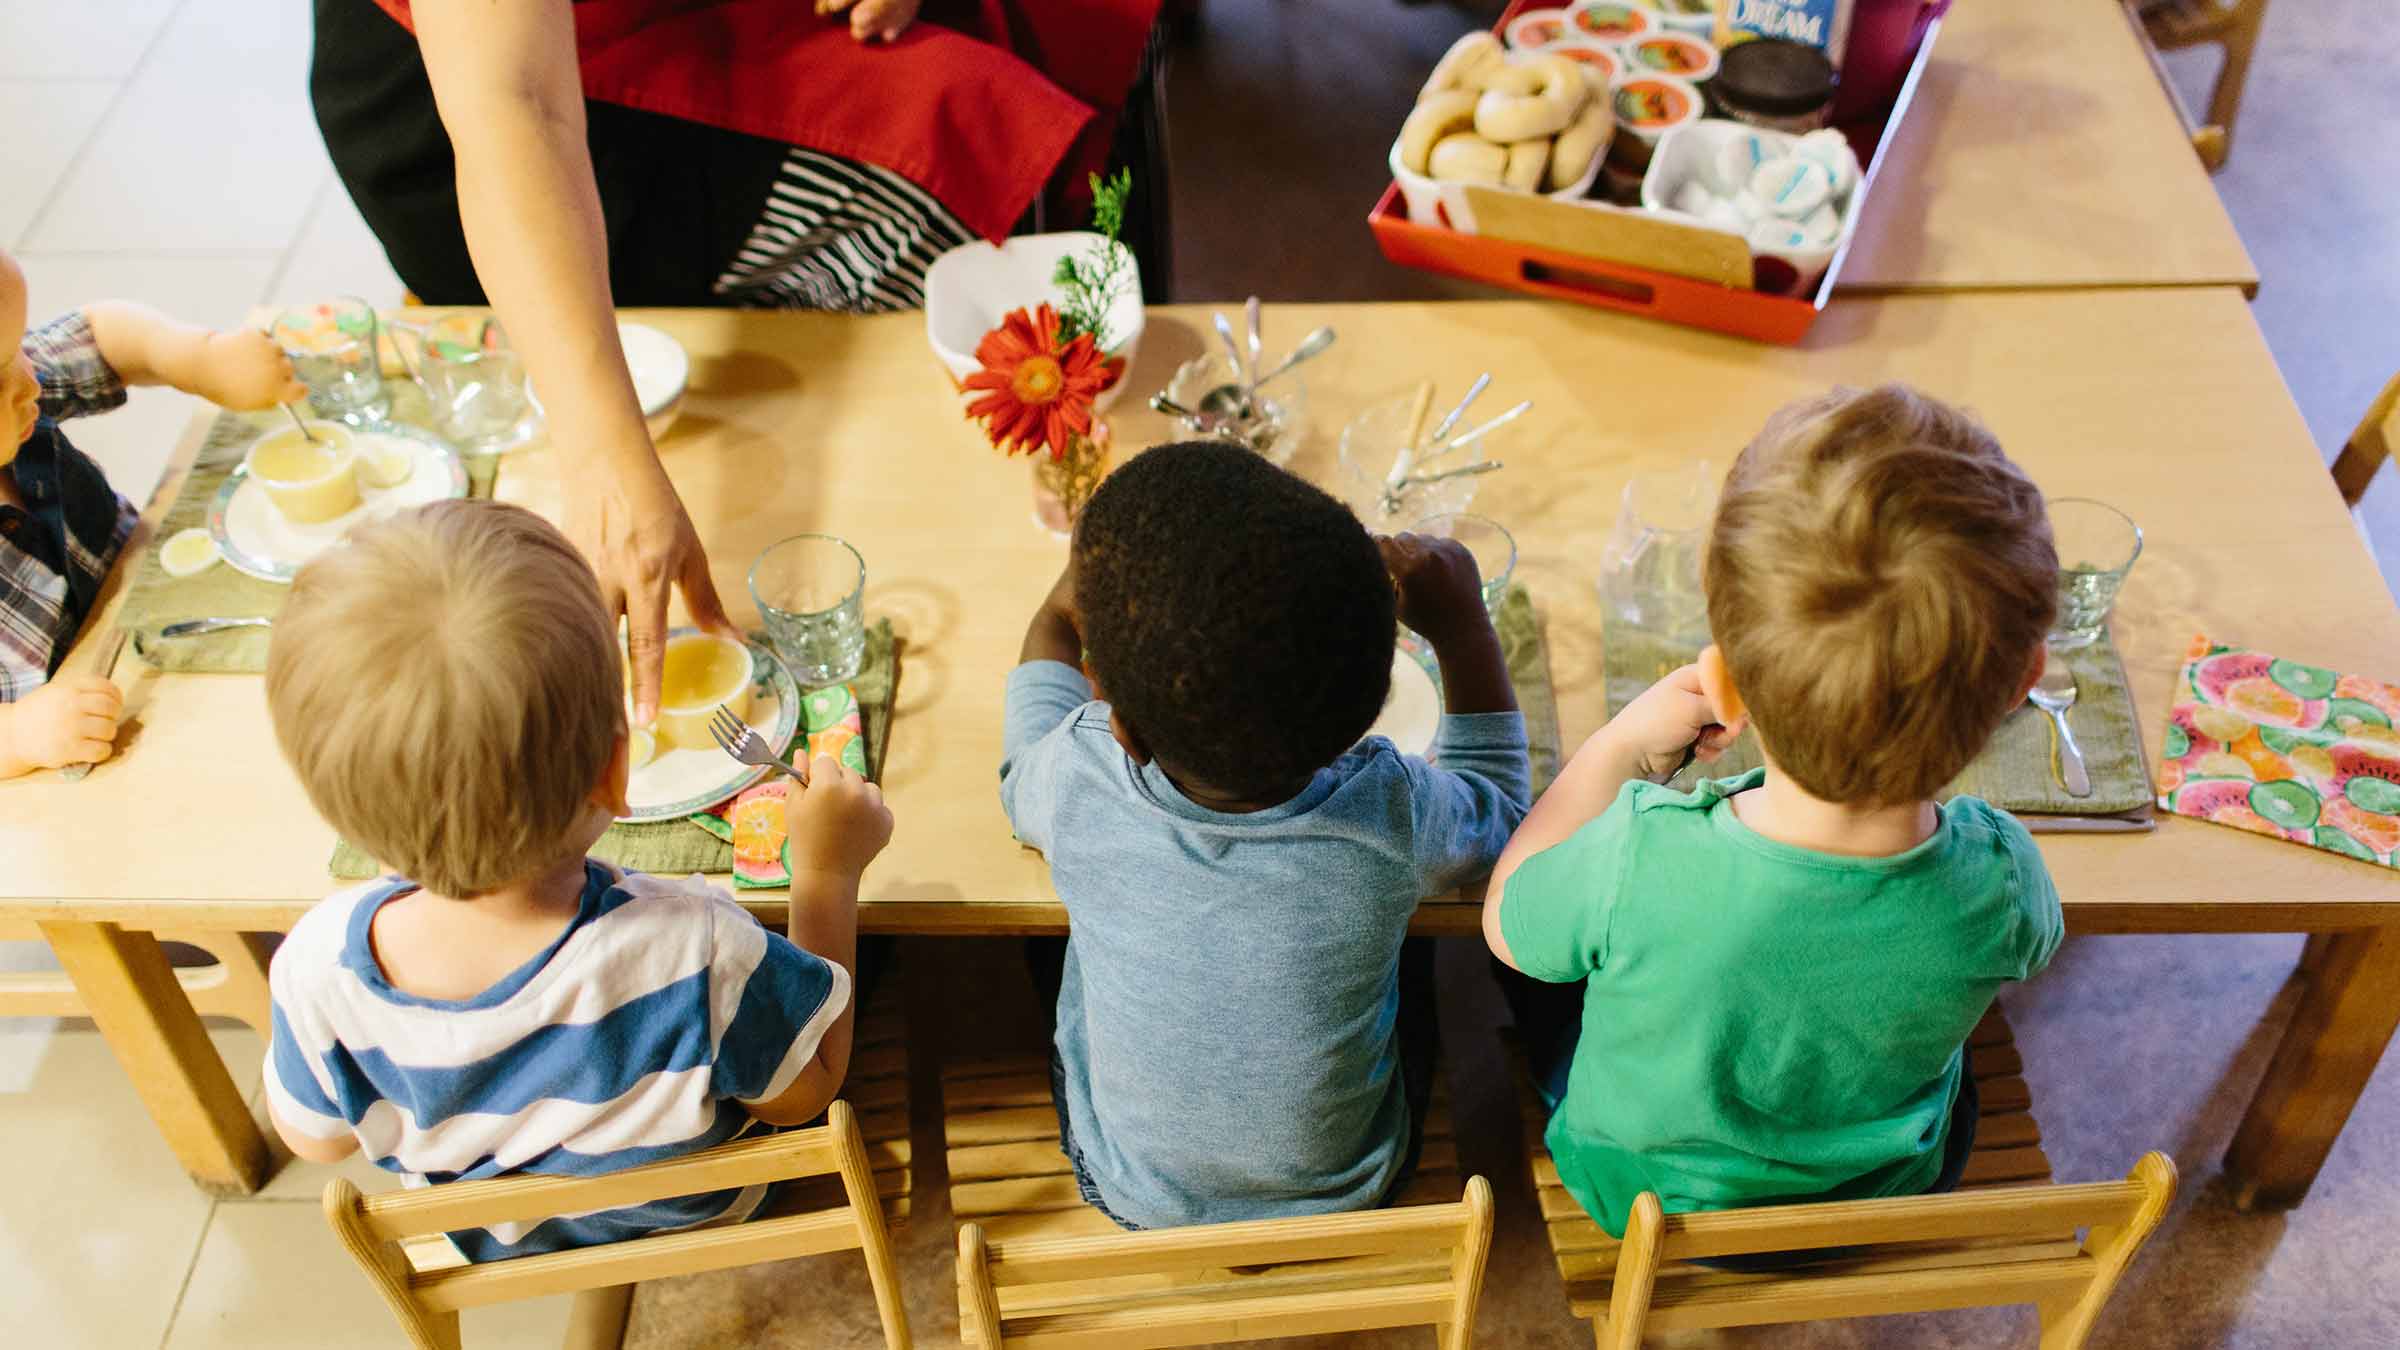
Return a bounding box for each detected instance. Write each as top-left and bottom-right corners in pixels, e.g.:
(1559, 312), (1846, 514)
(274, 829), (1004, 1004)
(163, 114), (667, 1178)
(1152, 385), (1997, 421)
(963, 304), (1114, 460)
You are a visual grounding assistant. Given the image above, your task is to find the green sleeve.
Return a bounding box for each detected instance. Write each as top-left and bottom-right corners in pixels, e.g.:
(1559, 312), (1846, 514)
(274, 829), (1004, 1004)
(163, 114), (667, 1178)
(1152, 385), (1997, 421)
(1499, 783), (1640, 984)
(2014, 848), (2066, 977)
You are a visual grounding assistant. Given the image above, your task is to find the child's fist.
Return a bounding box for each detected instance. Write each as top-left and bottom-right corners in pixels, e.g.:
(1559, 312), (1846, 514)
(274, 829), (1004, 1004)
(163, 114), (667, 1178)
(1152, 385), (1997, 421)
(191, 330), (305, 412)
(1, 674), (123, 774)
(1378, 532), (1491, 647)
(819, 0), (919, 42)
(1610, 665), (1743, 783)
(783, 754), (894, 883)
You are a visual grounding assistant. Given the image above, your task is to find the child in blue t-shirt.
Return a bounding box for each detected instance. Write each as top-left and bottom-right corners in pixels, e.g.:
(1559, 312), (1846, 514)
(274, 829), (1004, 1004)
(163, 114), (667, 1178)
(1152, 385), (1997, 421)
(1487, 385), (2066, 1243)
(1000, 441), (1531, 1230)
(260, 500), (893, 1259)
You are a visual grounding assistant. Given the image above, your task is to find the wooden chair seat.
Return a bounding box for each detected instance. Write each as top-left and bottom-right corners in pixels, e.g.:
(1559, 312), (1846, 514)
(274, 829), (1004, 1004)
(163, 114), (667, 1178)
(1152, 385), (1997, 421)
(1527, 1005), (2067, 1315)
(944, 1054), (1461, 1244)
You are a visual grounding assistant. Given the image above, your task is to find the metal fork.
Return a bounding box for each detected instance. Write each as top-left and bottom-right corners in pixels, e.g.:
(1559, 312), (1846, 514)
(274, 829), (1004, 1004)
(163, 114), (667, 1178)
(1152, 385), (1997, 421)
(709, 706), (807, 786)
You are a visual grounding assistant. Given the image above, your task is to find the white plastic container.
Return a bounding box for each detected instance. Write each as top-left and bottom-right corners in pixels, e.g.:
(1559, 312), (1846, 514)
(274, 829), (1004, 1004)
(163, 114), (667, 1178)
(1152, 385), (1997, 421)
(1640, 119), (1859, 295)
(1387, 129), (1608, 233)
(923, 232), (1145, 412)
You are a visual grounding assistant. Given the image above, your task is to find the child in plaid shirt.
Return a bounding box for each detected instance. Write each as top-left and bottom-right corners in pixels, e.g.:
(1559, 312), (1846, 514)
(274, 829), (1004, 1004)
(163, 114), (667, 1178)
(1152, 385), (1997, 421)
(0, 248), (300, 777)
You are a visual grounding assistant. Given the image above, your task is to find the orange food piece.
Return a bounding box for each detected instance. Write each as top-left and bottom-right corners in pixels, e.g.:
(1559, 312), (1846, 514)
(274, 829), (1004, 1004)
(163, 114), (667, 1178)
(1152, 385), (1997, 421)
(2224, 677), (2310, 729)
(730, 793), (786, 867)
(2229, 729), (2295, 783)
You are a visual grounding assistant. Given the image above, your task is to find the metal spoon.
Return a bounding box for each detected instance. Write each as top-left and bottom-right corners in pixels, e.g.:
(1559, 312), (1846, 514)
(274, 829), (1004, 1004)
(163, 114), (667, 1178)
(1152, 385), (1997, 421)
(1244, 296), (1264, 393)
(1199, 326), (1336, 420)
(1150, 392), (1243, 438)
(156, 616), (273, 640)
(1417, 400), (1532, 463)
(1423, 373), (1491, 449)
(2028, 650), (2092, 798)
(1251, 326), (1335, 389)
(279, 403), (319, 443)
(1380, 460), (1505, 516)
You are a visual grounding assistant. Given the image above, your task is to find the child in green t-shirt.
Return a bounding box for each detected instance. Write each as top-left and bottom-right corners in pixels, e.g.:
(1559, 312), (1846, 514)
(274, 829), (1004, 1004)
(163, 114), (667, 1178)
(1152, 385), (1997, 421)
(1485, 384), (2067, 1243)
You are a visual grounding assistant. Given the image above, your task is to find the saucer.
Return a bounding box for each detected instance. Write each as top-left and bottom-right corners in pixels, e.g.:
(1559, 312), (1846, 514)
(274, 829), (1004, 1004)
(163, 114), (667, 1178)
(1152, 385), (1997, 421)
(622, 636), (803, 822)
(209, 422), (467, 583)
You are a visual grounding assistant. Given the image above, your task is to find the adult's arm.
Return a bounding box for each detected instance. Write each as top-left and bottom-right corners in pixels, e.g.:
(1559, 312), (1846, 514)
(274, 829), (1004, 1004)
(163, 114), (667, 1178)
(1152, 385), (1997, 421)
(410, 0), (733, 722)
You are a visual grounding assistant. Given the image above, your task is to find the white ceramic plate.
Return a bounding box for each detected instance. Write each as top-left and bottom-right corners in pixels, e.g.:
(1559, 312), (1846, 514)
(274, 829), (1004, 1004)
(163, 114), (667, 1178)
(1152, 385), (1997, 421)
(1367, 640), (1443, 758)
(621, 636), (802, 823)
(209, 423), (467, 583)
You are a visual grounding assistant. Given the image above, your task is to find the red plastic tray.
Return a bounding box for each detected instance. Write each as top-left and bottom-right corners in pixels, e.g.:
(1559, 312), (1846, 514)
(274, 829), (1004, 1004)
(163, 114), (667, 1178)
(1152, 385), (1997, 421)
(1368, 9), (1945, 345)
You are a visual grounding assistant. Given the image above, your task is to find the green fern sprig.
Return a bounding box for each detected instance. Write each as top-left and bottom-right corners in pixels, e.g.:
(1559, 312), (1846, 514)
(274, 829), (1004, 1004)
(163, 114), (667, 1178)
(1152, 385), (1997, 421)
(1053, 170), (1135, 351)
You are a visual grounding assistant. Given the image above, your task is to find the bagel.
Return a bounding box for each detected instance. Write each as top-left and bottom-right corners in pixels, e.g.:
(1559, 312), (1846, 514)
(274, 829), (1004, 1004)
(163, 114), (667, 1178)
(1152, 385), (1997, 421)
(1398, 90), (1480, 176)
(1473, 52), (1585, 143)
(1504, 137), (1552, 192)
(1421, 31), (1507, 98)
(1546, 95), (1614, 190)
(1427, 132), (1508, 184)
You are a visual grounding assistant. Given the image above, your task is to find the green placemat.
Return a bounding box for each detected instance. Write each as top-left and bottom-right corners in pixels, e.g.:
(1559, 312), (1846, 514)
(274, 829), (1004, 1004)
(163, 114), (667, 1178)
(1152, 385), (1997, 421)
(1606, 624), (2151, 816)
(1494, 585), (1564, 795)
(123, 389), (497, 674)
(331, 621), (899, 881)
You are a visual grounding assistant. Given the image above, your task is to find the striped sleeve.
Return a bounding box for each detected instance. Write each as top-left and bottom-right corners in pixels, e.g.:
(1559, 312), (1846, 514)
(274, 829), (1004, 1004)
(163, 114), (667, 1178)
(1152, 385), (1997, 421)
(264, 939), (357, 1142)
(705, 894), (851, 1105)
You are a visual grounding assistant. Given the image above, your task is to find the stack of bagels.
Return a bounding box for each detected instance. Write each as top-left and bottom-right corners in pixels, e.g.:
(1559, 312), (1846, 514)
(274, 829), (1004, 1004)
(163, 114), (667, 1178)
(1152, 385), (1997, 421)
(1398, 32), (1614, 193)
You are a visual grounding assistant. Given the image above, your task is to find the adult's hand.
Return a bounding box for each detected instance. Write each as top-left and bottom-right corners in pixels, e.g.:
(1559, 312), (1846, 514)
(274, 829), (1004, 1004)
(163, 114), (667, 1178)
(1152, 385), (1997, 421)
(564, 447), (734, 724)
(412, 0), (736, 721)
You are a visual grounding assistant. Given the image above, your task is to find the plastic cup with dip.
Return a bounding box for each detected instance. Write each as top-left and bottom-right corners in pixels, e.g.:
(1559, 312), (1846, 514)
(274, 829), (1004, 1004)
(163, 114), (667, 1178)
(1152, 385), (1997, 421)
(1542, 38), (1622, 87)
(1607, 73), (1704, 176)
(245, 421), (361, 525)
(652, 632), (756, 751)
(1505, 7), (1574, 48)
(1624, 32), (1719, 82)
(1567, 0), (1653, 45)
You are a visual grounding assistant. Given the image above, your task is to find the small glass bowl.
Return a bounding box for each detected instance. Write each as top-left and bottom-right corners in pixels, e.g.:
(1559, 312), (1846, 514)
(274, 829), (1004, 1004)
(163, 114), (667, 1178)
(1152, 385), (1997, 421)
(1338, 388), (1502, 531)
(1164, 353), (1305, 467)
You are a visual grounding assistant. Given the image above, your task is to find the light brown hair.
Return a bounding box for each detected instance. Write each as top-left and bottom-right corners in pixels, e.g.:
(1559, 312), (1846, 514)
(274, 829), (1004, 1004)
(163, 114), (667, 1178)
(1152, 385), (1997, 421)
(266, 500), (622, 896)
(1706, 385), (2058, 805)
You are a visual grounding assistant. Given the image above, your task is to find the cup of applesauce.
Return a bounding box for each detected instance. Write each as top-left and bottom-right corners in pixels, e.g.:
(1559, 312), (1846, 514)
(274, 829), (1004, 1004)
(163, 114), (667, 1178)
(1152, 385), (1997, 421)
(246, 422), (361, 525)
(652, 632), (756, 752)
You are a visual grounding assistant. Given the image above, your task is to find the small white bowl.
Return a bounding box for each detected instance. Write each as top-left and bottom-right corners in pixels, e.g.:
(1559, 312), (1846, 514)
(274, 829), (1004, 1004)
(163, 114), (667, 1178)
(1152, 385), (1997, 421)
(1387, 129), (1607, 234)
(1640, 119), (1856, 297)
(617, 322), (690, 439)
(924, 232), (1145, 412)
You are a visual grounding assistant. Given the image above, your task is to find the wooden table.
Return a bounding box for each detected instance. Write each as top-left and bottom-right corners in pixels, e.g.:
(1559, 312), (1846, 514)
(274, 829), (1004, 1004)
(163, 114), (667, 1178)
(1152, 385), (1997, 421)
(5, 293), (2392, 1210)
(1837, 0), (2258, 294)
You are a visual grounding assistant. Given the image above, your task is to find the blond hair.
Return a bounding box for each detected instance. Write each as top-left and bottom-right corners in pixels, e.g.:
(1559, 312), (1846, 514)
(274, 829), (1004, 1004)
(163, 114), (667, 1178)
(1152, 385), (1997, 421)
(267, 500), (622, 896)
(1706, 385), (2058, 805)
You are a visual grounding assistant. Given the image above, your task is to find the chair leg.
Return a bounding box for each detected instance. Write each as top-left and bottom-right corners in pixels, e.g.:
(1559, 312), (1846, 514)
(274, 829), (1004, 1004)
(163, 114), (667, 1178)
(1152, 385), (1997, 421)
(562, 1285), (633, 1350)
(2203, 0), (2268, 157)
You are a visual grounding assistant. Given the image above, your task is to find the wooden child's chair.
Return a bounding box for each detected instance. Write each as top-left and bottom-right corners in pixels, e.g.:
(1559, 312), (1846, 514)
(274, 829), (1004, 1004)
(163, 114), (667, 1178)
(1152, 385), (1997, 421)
(2330, 371), (2400, 511)
(1522, 1004), (2176, 1348)
(322, 1100), (910, 1350)
(2128, 0), (2271, 170)
(956, 1176), (1495, 1349)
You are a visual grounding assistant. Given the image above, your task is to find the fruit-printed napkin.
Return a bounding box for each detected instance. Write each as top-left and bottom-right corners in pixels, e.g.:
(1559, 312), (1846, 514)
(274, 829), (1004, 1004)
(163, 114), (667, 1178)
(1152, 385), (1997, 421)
(2156, 635), (2400, 865)
(690, 683), (874, 888)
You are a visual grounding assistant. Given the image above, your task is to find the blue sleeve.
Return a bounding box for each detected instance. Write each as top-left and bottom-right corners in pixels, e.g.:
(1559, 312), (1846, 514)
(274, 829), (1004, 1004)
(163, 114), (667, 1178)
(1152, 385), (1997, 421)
(1497, 783), (1641, 984)
(998, 660), (1095, 854)
(1409, 710), (1534, 892)
(711, 919), (849, 1105)
(262, 951), (354, 1140)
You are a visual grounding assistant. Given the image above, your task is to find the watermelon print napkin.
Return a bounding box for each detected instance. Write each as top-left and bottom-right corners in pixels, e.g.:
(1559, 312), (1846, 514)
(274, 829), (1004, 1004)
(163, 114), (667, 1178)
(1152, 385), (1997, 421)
(690, 682), (873, 888)
(2156, 635), (2400, 866)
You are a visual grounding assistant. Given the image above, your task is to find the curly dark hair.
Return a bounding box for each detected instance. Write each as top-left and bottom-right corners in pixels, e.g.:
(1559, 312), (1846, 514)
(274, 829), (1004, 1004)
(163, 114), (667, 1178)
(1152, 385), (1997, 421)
(1075, 441), (1396, 799)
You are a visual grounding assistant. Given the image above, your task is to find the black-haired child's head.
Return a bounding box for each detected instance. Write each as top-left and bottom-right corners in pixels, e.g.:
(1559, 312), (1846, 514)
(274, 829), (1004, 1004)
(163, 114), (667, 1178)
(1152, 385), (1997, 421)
(1074, 441), (1395, 807)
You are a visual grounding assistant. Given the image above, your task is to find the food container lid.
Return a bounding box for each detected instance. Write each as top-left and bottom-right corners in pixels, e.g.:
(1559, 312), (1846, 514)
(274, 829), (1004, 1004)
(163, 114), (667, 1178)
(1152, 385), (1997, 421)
(1543, 38), (1622, 85)
(1711, 38), (1837, 117)
(1612, 74), (1703, 139)
(1624, 33), (1719, 82)
(1567, 1), (1653, 44)
(1505, 8), (1574, 49)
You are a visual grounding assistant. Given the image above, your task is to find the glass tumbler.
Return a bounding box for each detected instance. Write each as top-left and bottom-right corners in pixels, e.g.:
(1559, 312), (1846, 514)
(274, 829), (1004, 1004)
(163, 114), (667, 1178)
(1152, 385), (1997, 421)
(750, 535), (867, 687)
(407, 313), (535, 453)
(2048, 498), (2143, 649)
(272, 298), (390, 425)
(1409, 512), (1517, 615)
(1598, 462), (1716, 713)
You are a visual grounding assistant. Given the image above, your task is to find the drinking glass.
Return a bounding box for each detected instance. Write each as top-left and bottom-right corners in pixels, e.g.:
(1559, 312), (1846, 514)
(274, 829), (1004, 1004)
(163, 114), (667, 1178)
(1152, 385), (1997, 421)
(271, 298), (390, 425)
(2048, 498), (2142, 649)
(1598, 462), (1715, 713)
(1337, 388), (1504, 531)
(406, 313), (535, 453)
(1409, 512), (1516, 614)
(750, 535), (867, 687)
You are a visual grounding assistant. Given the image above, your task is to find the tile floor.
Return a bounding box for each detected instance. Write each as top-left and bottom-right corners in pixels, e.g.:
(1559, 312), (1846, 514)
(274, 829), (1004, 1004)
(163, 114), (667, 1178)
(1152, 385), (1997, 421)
(6, 0), (2400, 1347)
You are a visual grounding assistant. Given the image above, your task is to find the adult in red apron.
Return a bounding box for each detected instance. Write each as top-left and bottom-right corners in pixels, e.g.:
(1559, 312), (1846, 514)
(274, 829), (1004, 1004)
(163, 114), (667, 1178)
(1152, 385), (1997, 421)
(309, 0), (1162, 716)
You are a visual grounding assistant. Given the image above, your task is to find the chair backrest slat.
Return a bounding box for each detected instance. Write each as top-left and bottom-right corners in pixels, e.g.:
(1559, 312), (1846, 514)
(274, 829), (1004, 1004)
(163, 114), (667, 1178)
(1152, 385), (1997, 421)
(410, 1209), (863, 1313)
(958, 1176), (1495, 1350)
(357, 1128), (843, 1241)
(1654, 1178), (2145, 1261)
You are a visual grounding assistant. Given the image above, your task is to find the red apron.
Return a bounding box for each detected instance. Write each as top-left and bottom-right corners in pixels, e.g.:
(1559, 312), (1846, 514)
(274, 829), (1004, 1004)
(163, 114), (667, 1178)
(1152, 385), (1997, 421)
(369, 0), (1160, 243)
